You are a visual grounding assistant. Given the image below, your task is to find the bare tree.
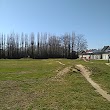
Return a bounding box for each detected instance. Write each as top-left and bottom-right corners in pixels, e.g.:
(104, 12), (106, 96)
(0, 34), (1, 59)
(30, 32), (35, 58)
(63, 34), (69, 58)
(71, 32), (76, 52)
(16, 34), (19, 58)
(37, 32), (40, 58)
(25, 34), (28, 58)
(76, 34), (87, 52)
(0, 32), (87, 59)
(3, 34), (6, 58)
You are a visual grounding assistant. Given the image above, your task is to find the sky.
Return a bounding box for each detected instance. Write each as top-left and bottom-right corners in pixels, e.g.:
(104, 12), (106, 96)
(0, 0), (110, 49)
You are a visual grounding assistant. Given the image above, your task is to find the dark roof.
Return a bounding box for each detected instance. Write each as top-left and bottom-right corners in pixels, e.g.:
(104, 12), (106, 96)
(101, 46), (109, 52)
(79, 46), (110, 55)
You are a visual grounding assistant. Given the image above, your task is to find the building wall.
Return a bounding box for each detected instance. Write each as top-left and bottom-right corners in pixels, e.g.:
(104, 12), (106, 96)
(102, 54), (109, 60)
(79, 53), (110, 60)
(83, 55), (90, 59)
(79, 54), (83, 58)
(79, 54), (90, 59)
(92, 54), (101, 59)
(79, 54), (101, 60)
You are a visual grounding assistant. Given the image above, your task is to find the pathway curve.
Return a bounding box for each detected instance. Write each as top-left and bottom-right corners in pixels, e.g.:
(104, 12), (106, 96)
(76, 64), (110, 102)
(56, 61), (65, 65)
(105, 63), (110, 66)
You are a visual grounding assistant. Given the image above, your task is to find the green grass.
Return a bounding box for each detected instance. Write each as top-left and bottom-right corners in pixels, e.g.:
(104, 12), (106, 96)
(76, 59), (110, 94)
(54, 59), (110, 93)
(0, 59), (64, 80)
(0, 59), (110, 110)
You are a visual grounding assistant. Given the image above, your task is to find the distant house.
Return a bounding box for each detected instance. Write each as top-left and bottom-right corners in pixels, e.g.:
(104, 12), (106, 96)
(91, 49), (102, 60)
(102, 46), (110, 60)
(79, 49), (101, 60)
(79, 46), (110, 60)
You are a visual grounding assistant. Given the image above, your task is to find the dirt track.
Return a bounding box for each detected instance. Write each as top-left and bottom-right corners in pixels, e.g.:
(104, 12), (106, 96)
(51, 66), (71, 82)
(56, 61), (65, 65)
(76, 64), (110, 102)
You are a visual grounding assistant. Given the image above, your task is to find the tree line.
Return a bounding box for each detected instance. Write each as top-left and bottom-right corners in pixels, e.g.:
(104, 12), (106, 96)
(0, 32), (87, 59)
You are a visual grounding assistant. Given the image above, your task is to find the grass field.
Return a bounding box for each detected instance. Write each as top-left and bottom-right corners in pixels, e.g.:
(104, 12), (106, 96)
(76, 59), (110, 94)
(0, 59), (110, 110)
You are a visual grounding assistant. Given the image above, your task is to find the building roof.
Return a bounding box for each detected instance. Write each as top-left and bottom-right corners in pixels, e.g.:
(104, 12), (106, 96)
(86, 50), (93, 53)
(101, 46), (109, 52)
(79, 46), (110, 55)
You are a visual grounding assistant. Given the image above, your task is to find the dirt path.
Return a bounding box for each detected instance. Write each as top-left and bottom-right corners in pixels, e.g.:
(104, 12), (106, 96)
(83, 58), (89, 62)
(56, 61), (65, 65)
(55, 67), (71, 77)
(105, 63), (110, 66)
(76, 64), (110, 102)
(82, 58), (93, 63)
(51, 66), (71, 82)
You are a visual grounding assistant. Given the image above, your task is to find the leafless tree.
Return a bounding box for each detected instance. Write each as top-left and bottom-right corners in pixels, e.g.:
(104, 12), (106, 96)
(76, 34), (87, 52)
(0, 32), (87, 59)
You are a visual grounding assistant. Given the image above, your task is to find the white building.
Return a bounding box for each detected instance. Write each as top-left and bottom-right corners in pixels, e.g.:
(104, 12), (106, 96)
(101, 46), (110, 60)
(78, 46), (110, 60)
